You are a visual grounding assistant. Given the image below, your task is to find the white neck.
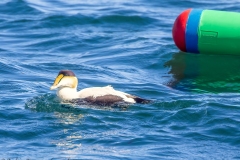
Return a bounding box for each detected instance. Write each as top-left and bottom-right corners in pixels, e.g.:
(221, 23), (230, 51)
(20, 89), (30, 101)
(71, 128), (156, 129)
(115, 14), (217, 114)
(57, 87), (79, 100)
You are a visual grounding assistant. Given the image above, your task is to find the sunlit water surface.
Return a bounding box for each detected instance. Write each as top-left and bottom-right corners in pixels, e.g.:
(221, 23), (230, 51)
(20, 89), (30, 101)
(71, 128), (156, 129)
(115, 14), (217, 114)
(0, 0), (240, 159)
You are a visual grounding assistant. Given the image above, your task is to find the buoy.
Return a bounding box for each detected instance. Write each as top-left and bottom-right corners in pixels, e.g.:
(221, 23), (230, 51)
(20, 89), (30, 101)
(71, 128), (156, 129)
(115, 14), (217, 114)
(172, 9), (240, 55)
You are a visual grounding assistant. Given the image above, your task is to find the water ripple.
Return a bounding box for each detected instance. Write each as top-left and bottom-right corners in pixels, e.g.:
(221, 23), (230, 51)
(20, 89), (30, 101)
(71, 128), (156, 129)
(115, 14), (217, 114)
(1, 0), (240, 159)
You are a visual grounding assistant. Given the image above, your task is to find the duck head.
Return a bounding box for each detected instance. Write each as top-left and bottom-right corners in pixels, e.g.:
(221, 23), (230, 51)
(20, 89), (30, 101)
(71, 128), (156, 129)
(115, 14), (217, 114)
(50, 70), (78, 90)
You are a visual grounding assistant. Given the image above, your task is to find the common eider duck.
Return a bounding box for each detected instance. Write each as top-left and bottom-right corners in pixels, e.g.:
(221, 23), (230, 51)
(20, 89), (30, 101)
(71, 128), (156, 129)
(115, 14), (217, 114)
(50, 70), (150, 106)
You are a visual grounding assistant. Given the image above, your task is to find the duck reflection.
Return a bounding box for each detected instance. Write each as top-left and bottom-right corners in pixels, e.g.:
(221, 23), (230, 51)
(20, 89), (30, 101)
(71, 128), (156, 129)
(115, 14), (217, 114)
(165, 52), (240, 93)
(54, 112), (84, 125)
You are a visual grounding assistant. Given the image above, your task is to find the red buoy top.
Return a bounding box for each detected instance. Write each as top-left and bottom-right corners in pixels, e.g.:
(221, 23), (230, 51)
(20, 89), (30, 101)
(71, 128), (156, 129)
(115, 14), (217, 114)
(172, 9), (191, 52)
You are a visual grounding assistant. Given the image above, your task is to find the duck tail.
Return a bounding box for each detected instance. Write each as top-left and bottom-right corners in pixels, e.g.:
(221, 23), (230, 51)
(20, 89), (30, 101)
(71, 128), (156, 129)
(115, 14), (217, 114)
(133, 97), (151, 104)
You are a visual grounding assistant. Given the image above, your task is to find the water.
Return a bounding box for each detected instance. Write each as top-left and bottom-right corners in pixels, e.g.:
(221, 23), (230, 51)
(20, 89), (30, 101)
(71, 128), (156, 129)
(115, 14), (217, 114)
(1, 0), (240, 159)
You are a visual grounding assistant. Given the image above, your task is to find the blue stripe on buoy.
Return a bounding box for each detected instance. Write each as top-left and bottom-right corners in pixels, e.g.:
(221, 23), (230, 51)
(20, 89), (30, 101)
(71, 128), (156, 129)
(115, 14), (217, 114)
(186, 9), (203, 53)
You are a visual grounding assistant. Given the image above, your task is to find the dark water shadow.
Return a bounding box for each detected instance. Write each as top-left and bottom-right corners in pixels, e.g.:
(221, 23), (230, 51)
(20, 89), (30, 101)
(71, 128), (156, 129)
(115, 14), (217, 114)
(25, 93), (133, 126)
(25, 94), (77, 113)
(164, 52), (240, 93)
(25, 93), (131, 113)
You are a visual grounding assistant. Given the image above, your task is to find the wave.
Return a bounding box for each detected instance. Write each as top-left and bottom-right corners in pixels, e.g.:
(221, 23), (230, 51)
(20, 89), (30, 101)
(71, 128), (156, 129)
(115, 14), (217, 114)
(0, 0), (41, 15)
(25, 93), (74, 113)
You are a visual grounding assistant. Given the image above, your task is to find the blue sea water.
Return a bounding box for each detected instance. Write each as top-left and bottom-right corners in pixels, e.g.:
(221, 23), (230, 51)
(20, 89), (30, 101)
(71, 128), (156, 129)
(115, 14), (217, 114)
(1, 0), (240, 159)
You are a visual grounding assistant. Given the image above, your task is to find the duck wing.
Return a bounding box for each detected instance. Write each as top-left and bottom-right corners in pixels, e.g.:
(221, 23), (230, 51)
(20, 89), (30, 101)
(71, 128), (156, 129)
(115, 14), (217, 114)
(76, 85), (150, 105)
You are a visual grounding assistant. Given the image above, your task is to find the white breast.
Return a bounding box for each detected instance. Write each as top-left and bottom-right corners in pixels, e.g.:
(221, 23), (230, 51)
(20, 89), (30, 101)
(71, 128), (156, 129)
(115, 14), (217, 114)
(57, 87), (79, 100)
